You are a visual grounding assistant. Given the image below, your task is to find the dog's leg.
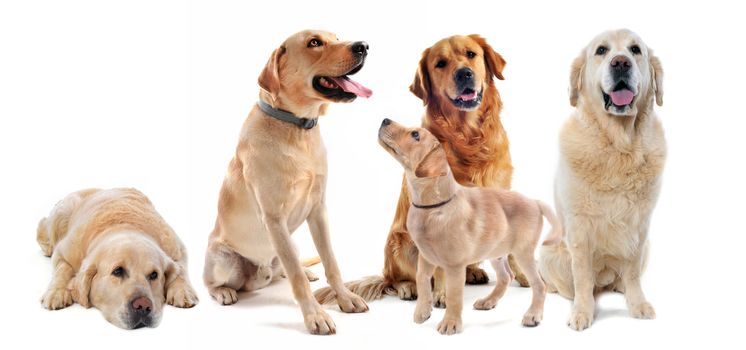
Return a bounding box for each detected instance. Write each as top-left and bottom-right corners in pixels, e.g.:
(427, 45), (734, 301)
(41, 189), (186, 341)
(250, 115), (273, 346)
(567, 231), (595, 331)
(165, 256), (198, 308)
(41, 256), (74, 310)
(307, 204), (368, 314)
(622, 241), (655, 319)
(385, 179), (419, 301)
(432, 267), (446, 308)
(508, 255), (530, 287)
(465, 262), (490, 285)
(474, 257), (512, 310)
(513, 251), (546, 327)
(203, 243), (247, 306)
(438, 266), (466, 335)
(414, 255), (436, 324)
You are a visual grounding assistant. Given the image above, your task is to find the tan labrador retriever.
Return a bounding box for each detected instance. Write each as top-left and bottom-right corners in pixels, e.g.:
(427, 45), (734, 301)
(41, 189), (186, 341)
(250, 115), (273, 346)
(37, 188), (198, 329)
(378, 119), (562, 335)
(539, 29), (666, 331)
(203, 30), (371, 335)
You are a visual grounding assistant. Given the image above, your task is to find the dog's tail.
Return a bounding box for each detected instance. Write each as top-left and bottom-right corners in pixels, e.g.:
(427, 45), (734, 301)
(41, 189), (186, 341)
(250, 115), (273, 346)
(301, 256), (321, 267)
(314, 275), (392, 305)
(536, 200), (563, 246)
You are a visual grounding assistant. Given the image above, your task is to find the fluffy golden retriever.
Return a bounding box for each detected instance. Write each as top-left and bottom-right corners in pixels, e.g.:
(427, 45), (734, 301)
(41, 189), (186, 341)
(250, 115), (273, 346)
(538, 29), (666, 331)
(203, 30), (370, 335)
(316, 34), (522, 308)
(378, 118), (561, 334)
(37, 188), (198, 329)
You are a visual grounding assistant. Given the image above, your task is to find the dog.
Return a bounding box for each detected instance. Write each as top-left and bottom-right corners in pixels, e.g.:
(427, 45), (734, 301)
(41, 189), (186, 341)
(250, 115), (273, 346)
(203, 30), (370, 335)
(378, 119), (561, 334)
(538, 29), (666, 331)
(37, 188), (198, 329)
(316, 34), (523, 309)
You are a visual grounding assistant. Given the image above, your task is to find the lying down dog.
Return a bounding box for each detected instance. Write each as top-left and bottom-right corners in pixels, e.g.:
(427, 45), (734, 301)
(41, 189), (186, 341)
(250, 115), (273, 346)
(377, 118), (562, 335)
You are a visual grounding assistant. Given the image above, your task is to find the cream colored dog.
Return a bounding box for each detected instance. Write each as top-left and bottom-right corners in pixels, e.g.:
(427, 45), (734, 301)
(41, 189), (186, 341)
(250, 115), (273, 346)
(203, 30), (370, 335)
(539, 29), (666, 331)
(37, 188), (198, 329)
(378, 118), (561, 335)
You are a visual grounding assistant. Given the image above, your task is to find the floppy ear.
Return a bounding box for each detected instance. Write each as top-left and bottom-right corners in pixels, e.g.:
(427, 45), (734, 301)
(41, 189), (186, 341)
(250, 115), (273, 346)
(410, 48), (432, 105)
(163, 257), (181, 291)
(649, 53), (664, 106)
(69, 262), (96, 308)
(469, 34), (505, 80)
(569, 51), (586, 107)
(415, 146), (448, 178)
(258, 45), (286, 101)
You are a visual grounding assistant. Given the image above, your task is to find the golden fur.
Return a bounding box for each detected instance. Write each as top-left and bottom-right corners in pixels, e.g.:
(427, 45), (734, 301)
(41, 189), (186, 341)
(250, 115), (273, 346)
(37, 188), (197, 329)
(378, 119), (561, 334)
(203, 30), (369, 336)
(538, 29), (666, 331)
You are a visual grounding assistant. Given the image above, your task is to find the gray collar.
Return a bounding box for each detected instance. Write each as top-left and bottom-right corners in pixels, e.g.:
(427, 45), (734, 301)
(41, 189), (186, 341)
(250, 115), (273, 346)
(257, 100), (318, 129)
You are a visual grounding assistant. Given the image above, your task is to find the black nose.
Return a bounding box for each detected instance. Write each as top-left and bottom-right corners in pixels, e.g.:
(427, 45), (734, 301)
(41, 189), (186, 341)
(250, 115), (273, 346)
(455, 68), (474, 84)
(381, 118), (391, 127)
(611, 55), (631, 73)
(351, 41), (369, 55)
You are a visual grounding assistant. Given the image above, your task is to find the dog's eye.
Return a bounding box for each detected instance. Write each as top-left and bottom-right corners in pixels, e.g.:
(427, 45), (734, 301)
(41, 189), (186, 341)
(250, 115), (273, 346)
(411, 131), (420, 141)
(112, 267), (125, 277)
(595, 46), (608, 55)
(307, 39), (323, 48)
(630, 45), (641, 55)
(466, 51), (476, 59)
(148, 271), (158, 281)
(435, 60), (447, 69)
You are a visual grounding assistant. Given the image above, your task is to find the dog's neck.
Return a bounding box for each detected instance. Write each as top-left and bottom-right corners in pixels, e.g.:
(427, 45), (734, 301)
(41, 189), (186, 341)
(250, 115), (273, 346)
(580, 92), (655, 152)
(259, 90), (327, 120)
(405, 168), (458, 208)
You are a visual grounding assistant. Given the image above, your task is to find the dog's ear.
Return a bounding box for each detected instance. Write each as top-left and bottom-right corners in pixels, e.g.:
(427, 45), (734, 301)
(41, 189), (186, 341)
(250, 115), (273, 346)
(163, 257), (180, 291)
(649, 52), (664, 106)
(569, 50), (586, 107)
(410, 48), (432, 105)
(69, 261), (96, 308)
(415, 145), (448, 178)
(258, 45), (286, 101)
(469, 34), (506, 81)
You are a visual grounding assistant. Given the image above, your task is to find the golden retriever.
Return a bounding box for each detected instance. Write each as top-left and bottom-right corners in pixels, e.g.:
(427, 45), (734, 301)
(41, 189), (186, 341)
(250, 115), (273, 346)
(316, 34), (523, 309)
(538, 29), (666, 331)
(37, 188), (198, 329)
(203, 30), (370, 335)
(378, 118), (561, 334)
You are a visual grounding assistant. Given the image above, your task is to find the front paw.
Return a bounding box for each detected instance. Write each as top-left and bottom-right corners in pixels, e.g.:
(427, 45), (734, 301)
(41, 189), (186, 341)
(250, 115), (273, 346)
(466, 266), (489, 285)
(433, 289), (447, 308)
(630, 301), (656, 319)
(393, 281), (418, 301)
(336, 290), (368, 313)
(567, 309), (594, 331)
(437, 316), (463, 335)
(167, 283), (199, 308)
(304, 307), (336, 335)
(210, 286), (238, 305)
(413, 301), (432, 324)
(473, 296), (497, 310)
(41, 288), (73, 310)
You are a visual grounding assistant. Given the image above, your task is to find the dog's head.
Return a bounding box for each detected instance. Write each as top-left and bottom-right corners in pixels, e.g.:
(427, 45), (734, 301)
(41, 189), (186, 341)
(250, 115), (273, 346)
(258, 30), (371, 105)
(410, 35), (505, 110)
(378, 118), (448, 178)
(70, 233), (178, 329)
(569, 29), (663, 116)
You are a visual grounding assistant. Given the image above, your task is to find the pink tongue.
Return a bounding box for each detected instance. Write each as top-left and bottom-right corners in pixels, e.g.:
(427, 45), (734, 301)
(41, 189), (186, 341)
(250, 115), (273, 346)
(459, 91), (477, 101)
(610, 89), (634, 106)
(328, 76), (373, 98)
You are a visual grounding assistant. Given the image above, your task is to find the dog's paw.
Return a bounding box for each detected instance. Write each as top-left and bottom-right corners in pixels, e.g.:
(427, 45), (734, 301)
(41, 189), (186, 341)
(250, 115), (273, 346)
(567, 309), (593, 331)
(304, 269), (319, 282)
(393, 281), (418, 301)
(522, 310), (543, 327)
(336, 290), (368, 313)
(41, 288), (73, 310)
(630, 301), (656, 319)
(466, 266), (489, 285)
(413, 302), (432, 324)
(437, 316), (463, 335)
(433, 289), (447, 308)
(210, 286), (238, 305)
(473, 296), (497, 310)
(304, 307), (336, 335)
(167, 283), (198, 308)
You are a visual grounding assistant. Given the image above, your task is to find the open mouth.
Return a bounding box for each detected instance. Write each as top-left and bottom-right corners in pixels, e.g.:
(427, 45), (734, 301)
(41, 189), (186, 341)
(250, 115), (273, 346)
(603, 81), (635, 110)
(450, 88), (482, 109)
(313, 62), (372, 101)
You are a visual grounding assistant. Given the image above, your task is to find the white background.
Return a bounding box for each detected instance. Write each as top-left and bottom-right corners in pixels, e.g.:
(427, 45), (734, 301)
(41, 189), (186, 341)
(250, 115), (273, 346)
(1, 0), (744, 348)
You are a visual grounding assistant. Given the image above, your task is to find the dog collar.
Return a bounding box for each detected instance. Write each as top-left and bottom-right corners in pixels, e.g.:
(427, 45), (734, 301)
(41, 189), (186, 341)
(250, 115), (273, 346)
(412, 196), (454, 209)
(258, 100), (318, 129)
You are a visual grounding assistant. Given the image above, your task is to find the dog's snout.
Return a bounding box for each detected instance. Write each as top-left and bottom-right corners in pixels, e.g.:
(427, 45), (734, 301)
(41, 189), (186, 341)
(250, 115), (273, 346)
(131, 296), (152, 316)
(455, 68), (474, 84)
(351, 41), (369, 55)
(611, 55), (632, 72)
(381, 118), (391, 127)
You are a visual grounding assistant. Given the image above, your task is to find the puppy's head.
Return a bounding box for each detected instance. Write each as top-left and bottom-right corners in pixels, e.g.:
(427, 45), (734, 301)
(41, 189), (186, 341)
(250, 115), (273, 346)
(258, 30), (372, 104)
(569, 29), (663, 116)
(378, 118), (448, 178)
(70, 233), (178, 329)
(410, 35), (505, 110)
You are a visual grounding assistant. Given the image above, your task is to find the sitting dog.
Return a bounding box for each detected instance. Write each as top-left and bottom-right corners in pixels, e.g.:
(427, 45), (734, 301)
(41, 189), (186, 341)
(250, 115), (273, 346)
(378, 119), (561, 334)
(37, 188), (198, 329)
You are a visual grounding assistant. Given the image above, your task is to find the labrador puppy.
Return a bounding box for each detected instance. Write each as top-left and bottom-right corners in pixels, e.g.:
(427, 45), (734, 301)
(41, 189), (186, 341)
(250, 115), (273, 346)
(378, 118), (561, 335)
(538, 29), (666, 331)
(37, 188), (198, 329)
(203, 30), (370, 335)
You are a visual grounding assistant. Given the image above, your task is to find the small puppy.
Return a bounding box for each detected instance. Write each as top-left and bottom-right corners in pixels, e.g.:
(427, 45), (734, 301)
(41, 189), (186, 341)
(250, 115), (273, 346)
(378, 119), (561, 335)
(37, 188), (198, 329)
